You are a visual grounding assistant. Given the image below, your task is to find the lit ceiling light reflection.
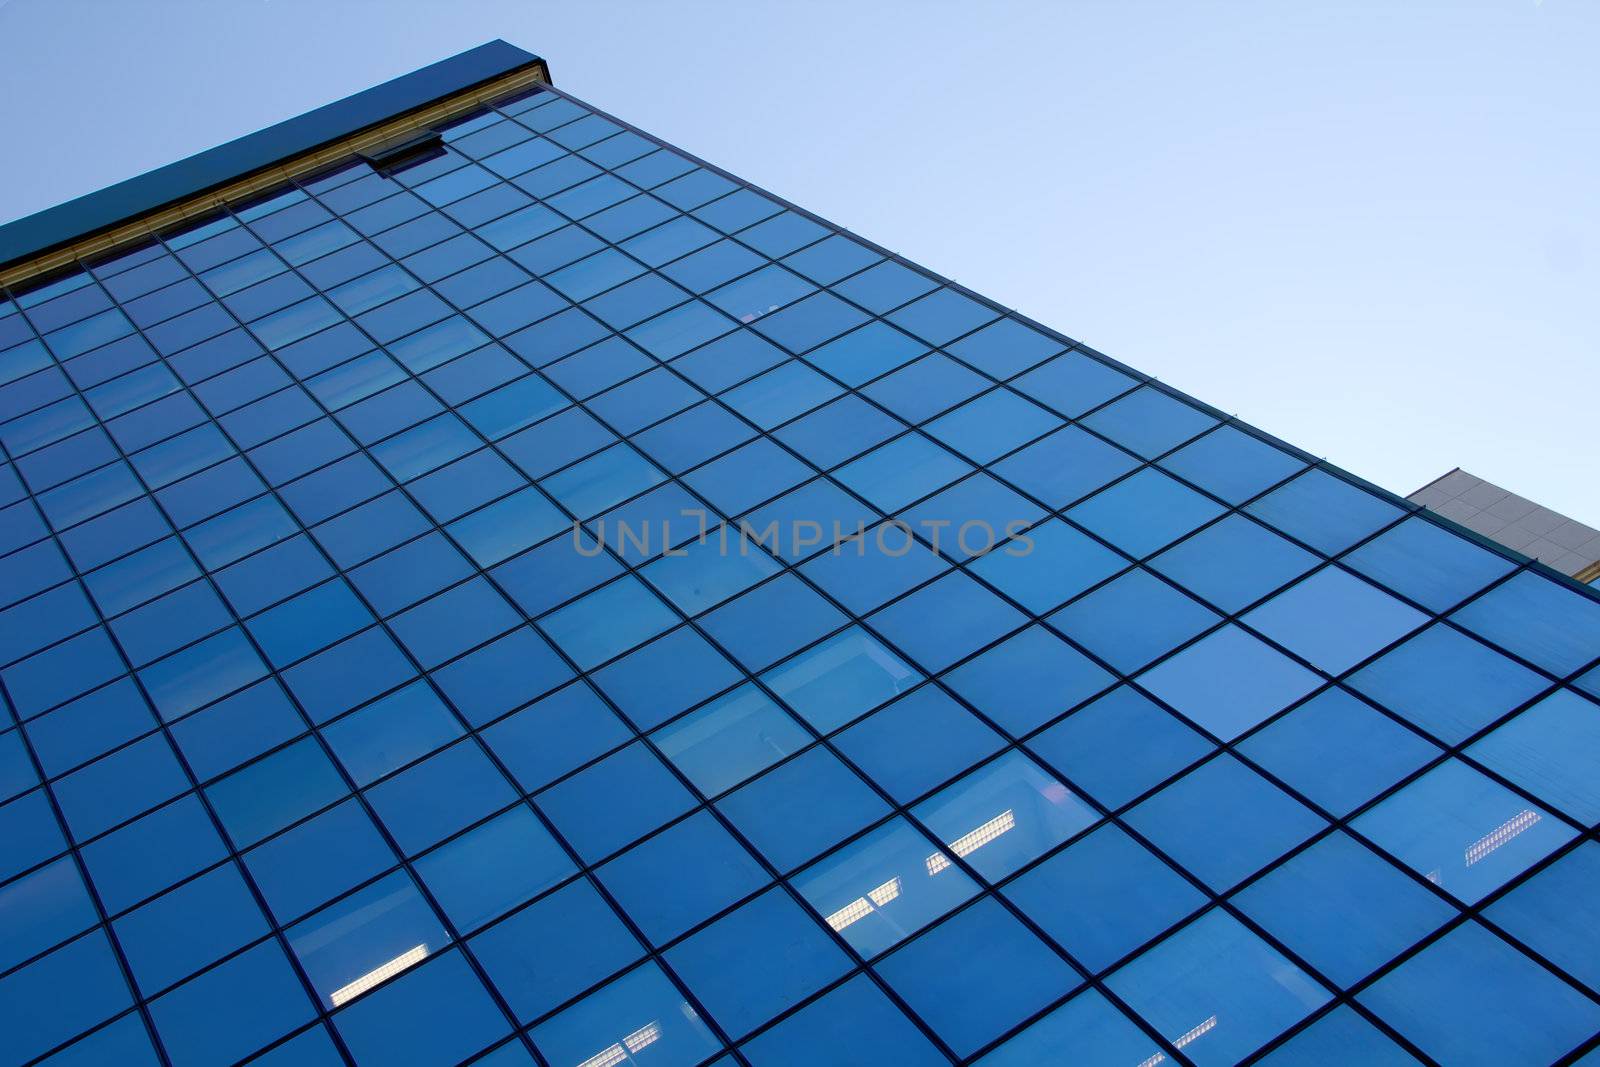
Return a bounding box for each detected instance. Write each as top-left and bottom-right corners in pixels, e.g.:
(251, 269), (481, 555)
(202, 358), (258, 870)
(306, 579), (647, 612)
(329, 944), (428, 1006)
(926, 809), (1016, 875)
(1465, 809), (1540, 867)
(824, 877), (902, 933)
(821, 809), (1018, 937)
(574, 1020), (662, 1067)
(1134, 1014), (1217, 1067)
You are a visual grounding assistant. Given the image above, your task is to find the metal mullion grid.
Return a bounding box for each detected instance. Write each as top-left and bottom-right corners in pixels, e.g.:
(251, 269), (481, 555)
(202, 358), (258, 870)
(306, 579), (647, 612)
(0, 313), (1516, 1055)
(184, 186), (974, 1067)
(0, 281), (565, 1067)
(271, 160), (1272, 1066)
(6, 181), (1593, 1023)
(0, 87), (1209, 1055)
(0, 214), (592, 659)
(25, 201), (792, 1067)
(484, 80), (1600, 1057)
(0, 87), (1497, 697)
(180, 151), (736, 431)
(5, 106), (1058, 610)
(2, 111), (603, 1045)
(240, 115), (1366, 646)
(672, 551), (1585, 1064)
(862, 476), (1600, 1057)
(0, 425), (355, 1067)
(239, 170), (1105, 612)
(1009, 611), (1592, 1059)
(0, 101), (580, 381)
(0, 353), (467, 1066)
(3, 336), (128, 432)
(0, 412), (1293, 975)
(536, 76), (1600, 615)
(927, 538), (1600, 1058)
(0, 570), (174, 1065)
(12, 404), (1587, 1055)
(111, 162), (1047, 1064)
(4, 279), (968, 690)
(6, 73), (1593, 1062)
(110, 273), (827, 1067)
(649, 517), (1408, 1063)
(5, 123), (1592, 923)
(259, 87), (1600, 766)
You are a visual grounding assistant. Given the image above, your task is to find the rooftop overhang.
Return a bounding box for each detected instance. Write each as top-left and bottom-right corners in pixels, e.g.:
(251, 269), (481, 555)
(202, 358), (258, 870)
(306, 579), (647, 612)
(0, 40), (548, 288)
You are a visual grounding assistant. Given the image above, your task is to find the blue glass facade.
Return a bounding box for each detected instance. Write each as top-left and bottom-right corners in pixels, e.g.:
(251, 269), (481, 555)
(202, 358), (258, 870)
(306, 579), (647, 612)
(2, 45), (1600, 1067)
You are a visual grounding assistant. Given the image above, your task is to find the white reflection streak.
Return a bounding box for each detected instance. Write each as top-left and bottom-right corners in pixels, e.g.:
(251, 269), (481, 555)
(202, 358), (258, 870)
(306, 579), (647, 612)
(825, 877), (902, 933)
(1134, 1015), (1217, 1067)
(1465, 809), (1540, 866)
(574, 1021), (661, 1067)
(329, 944), (428, 1006)
(926, 810), (1016, 875)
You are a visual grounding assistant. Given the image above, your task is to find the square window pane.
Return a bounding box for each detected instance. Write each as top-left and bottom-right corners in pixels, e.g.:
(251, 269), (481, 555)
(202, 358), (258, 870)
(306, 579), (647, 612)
(1240, 687), (1438, 817)
(598, 810), (769, 946)
(1358, 921), (1600, 1066)
(914, 751), (1097, 882)
(1127, 754), (1325, 892)
(1469, 689), (1600, 825)
(1006, 824), (1205, 974)
(1347, 623), (1547, 745)
(1486, 841), (1600, 995)
(836, 685), (1005, 805)
(1107, 910), (1329, 1067)
(666, 888), (851, 1039)
(529, 963), (722, 1067)
(1067, 469), (1225, 558)
(875, 897), (1079, 1058)
(1354, 759), (1573, 904)
(1243, 567), (1427, 675)
(1137, 625), (1321, 742)
(760, 626), (921, 733)
(1235, 831), (1454, 988)
(287, 871), (447, 1008)
(717, 747), (889, 873)
(793, 816), (979, 958)
(1029, 686), (1213, 811)
(652, 684), (811, 796)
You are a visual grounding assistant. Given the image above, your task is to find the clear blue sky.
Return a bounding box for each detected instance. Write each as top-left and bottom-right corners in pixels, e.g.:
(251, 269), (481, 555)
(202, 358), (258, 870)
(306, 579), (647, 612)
(3, 0), (1595, 522)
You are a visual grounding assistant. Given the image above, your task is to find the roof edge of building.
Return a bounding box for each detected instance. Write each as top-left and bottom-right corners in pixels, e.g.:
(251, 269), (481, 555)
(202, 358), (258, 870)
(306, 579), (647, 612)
(0, 39), (546, 282)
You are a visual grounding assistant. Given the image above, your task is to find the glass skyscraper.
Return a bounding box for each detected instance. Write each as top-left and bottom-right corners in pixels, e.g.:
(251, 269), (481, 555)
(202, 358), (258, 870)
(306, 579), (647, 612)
(2, 40), (1598, 1067)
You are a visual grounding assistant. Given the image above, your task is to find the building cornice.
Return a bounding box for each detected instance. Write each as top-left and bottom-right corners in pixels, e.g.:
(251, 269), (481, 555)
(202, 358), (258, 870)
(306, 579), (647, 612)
(0, 40), (547, 290)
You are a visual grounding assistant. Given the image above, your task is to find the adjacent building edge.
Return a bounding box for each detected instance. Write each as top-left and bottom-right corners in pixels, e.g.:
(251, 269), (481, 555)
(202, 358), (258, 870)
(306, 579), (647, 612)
(1409, 469), (1600, 584)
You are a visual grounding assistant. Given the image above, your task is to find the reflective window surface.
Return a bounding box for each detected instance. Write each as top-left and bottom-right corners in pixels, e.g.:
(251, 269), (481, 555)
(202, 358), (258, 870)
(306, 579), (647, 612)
(0, 79), (1597, 1067)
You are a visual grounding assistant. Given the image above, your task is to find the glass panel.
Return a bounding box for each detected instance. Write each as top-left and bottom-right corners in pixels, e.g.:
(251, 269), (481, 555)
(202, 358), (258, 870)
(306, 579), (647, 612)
(1235, 831), (1455, 988)
(760, 626), (921, 733)
(792, 816), (979, 957)
(1354, 759), (1574, 904)
(1106, 910), (1330, 1067)
(874, 897), (1079, 1058)
(1359, 922), (1600, 1065)
(287, 871), (448, 1008)
(529, 963), (722, 1067)
(666, 888), (850, 1039)
(651, 684), (810, 795)
(912, 750), (1098, 881)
